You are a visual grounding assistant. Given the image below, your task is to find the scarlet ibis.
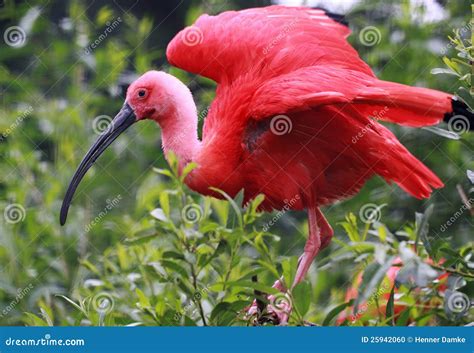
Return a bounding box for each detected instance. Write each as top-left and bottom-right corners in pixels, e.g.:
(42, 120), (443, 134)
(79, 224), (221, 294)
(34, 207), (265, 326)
(60, 6), (473, 324)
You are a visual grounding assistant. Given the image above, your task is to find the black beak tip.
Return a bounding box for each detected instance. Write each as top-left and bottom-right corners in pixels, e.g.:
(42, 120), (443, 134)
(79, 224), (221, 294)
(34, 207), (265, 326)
(59, 203), (69, 225)
(59, 102), (136, 227)
(59, 214), (66, 226)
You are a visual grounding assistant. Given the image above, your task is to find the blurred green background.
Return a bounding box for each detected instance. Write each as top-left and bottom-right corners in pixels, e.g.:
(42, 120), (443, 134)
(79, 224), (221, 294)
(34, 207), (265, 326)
(0, 0), (472, 326)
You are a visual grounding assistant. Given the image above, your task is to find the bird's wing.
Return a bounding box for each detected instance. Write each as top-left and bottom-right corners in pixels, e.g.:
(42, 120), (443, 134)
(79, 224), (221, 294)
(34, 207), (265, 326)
(248, 65), (453, 128)
(166, 6), (374, 84)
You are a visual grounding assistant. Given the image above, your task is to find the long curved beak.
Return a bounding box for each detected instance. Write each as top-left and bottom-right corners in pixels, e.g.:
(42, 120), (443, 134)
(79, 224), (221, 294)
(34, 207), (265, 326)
(60, 103), (136, 225)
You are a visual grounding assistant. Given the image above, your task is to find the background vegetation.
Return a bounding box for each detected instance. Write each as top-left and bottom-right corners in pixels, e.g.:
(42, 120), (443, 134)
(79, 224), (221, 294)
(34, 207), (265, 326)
(0, 0), (472, 326)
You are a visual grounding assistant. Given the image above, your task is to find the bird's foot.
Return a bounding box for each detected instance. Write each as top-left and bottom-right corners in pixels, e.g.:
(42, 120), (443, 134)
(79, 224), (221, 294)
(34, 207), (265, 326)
(245, 280), (292, 325)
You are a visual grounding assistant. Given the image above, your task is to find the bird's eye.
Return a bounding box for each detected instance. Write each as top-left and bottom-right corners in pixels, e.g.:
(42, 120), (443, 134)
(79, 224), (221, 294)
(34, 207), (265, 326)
(137, 89), (147, 98)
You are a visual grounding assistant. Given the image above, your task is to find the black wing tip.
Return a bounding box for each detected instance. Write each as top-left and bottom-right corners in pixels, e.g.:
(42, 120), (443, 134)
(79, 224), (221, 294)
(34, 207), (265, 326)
(313, 7), (349, 27)
(443, 97), (474, 131)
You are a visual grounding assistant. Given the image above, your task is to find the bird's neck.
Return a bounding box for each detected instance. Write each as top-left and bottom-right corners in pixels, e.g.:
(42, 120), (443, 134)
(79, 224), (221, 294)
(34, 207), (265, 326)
(158, 88), (201, 169)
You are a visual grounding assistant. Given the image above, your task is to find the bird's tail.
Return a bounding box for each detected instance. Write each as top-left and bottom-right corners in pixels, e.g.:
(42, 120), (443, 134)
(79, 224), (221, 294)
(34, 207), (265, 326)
(364, 124), (444, 199)
(354, 80), (474, 131)
(344, 103), (444, 199)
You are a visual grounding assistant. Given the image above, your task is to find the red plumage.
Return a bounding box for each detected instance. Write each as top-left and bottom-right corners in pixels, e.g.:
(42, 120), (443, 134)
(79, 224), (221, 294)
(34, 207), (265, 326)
(166, 6), (448, 212)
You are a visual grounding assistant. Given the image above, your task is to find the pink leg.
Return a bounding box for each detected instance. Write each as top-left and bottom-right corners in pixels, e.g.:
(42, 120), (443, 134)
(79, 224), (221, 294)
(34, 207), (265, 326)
(292, 207), (333, 287)
(247, 207), (333, 325)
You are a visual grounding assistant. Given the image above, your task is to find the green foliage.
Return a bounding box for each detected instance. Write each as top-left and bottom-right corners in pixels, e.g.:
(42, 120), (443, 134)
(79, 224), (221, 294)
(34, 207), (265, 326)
(0, 0), (472, 327)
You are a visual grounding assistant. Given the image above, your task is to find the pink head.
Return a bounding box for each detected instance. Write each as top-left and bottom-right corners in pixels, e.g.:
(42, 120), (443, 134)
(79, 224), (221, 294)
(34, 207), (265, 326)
(126, 70), (196, 123)
(60, 70), (197, 225)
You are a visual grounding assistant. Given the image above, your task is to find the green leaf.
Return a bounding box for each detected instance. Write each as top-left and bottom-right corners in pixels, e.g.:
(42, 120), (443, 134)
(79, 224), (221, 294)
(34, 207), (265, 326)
(430, 68), (459, 76)
(396, 307), (412, 326)
(57, 295), (88, 316)
(211, 280), (279, 295)
(443, 56), (460, 74)
(123, 229), (159, 245)
(322, 299), (354, 326)
(292, 281), (312, 317)
(152, 167), (174, 179)
(209, 187), (243, 228)
(179, 162), (198, 182)
(282, 257), (298, 289)
(385, 285), (396, 325)
(354, 256), (395, 314)
(339, 213), (360, 242)
(136, 288), (151, 309)
(210, 301), (248, 325)
(159, 192), (170, 217)
(415, 204), (434, 255)
(24, 313), (49, 326)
